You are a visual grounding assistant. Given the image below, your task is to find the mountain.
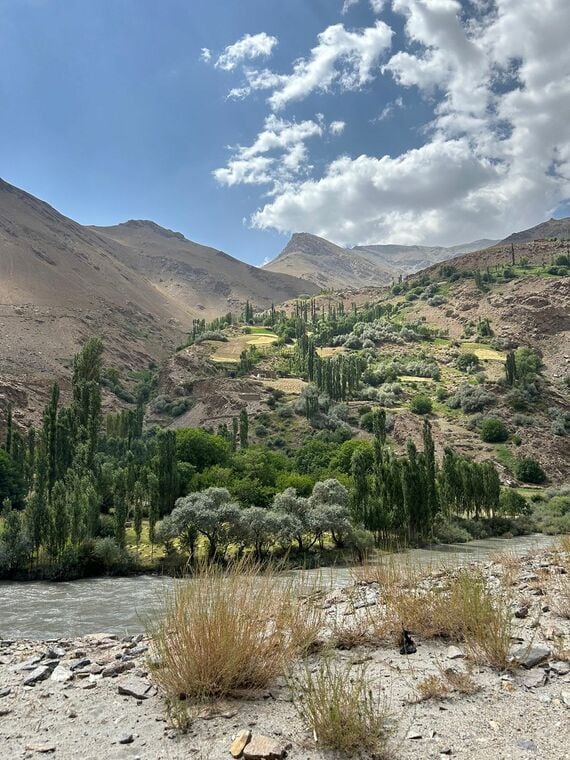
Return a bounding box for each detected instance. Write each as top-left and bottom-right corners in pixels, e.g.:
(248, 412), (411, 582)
(501, 216), (570, 244)
(263, 232), (498, 289)
(89, 220), (315, 317)
(0, 179), (313, 419)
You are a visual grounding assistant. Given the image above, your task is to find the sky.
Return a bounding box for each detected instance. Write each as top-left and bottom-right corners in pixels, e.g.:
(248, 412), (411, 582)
(0, 0), (569, 266)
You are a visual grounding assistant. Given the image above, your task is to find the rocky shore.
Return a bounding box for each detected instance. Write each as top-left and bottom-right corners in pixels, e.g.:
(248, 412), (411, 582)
(1, 546), (569, 760)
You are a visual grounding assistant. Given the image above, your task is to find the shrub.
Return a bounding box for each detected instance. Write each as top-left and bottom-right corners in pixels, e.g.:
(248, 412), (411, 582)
(480, 418), (509, 443)
(499, 489), (531, 516)
(515, 457), (546, 484)
(410, 394), (433, 415)
(148, 559), (322, 724)
(447, 384), (496, 413)
(289, 659), (392, 756)
(456, 353), (480, 373)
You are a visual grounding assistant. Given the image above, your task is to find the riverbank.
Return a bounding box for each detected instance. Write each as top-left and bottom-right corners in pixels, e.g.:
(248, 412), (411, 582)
(1, 541), (569, 759)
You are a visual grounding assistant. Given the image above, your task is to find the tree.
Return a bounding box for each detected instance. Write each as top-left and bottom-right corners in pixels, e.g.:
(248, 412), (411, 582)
(172, 487), (241, 559)
(239, 408), (249, 449)
(133, 481), (145, 551)
(480, 418), (509, 443)
(113, 470), (128, 548)
(49, 481), (69, 559)
(515, 457), (546, 484)
(351, 449), (370, 524)
(0, 449), (25, 506)
(1, 500), (30, 572)
(155, 429), (178, 516)
(272, 487), (311, 551)
(499, 489), (531, 516)
(505, 351), (516, 386)
(308, 479), (351, 547)
(176, 428), (230, 472)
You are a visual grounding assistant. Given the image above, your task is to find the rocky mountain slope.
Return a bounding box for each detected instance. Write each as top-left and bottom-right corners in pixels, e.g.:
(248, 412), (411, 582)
(263, 232), (498, 289)
(501, 215), (570, 244)
(0, 179), (313, 421)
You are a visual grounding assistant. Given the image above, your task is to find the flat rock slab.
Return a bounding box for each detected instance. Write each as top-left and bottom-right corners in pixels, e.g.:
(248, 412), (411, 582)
(25, 744), (56, 754)
(230, 729), (252, 758)
(447, 646), (464, 660)
(117, 677), (154, 700)
(511, 645), (551, 669)
(102, 660), (135, 678)
(243, 734), (286, 759)
(50, 665), (73, 683)
(23, 665), (53, 686)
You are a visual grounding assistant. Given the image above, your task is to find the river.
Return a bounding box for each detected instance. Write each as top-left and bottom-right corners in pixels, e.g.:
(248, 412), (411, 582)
(0, 533), (557, 640)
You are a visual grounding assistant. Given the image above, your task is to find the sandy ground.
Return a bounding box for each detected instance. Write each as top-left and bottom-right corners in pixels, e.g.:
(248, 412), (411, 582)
(1, 546), (569, 760)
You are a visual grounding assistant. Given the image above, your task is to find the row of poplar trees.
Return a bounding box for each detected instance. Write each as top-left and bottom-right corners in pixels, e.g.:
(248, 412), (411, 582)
(2, 338), (179, 569)
(351, 410), (501, 545)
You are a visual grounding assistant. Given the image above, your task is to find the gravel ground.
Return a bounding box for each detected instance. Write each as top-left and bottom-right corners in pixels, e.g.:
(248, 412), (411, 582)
(1, 547), (569, 760)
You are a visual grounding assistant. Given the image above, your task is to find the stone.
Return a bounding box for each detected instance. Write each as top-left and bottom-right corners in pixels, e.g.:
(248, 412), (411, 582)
(118, 734), (134, 744)
(117, 677), (154, 700)
(230, 730), (252, 758)
(511, 645), (551, 669)
(46, 646), (65, 659)
(102, 660), (135, 677)
(90, 663), (104, 675)
(242, 735), (286, 759)
(69, 657), (91, 671)
(561, 691), (570, 707)
(0, 687), (11, 697)
(15, 655), (42, 671)
(516, 739), (537, 752)
(447, 646), (464, 660)
(23, 665), (53, 686)
(50, 665), (73, 683)
(82, 680), (97, 690)
(25, 744), (56, 753)
(514, 605), (529, 619)
(406, 728), (423, 740)
(551, 661), (570, 676)
(521, 669), (548, 689)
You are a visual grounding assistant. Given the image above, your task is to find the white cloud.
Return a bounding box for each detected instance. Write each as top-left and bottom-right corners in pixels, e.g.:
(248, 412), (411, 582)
(370, 0), (385, 12)
(213, 32), (278, 72)
(329, 120), (346, 135)
(268, 22), (393, 110)
(245, 0), (570, 246)
(372, 96), (404, 122)
(213, 115), (325, 188)
(200, 48), (212, 63)
(342, 0), (359, 13)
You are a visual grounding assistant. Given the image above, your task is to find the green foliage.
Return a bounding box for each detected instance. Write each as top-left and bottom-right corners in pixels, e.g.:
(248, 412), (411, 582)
(176, 428), (230, 472)
(0, 449), (25, 506)
(480, 418), (509, 443)
(499, 489), (531, 516)
(410, 394), (433, 415)
(515, 457), (546, 484)
(456, 352), (480, 373)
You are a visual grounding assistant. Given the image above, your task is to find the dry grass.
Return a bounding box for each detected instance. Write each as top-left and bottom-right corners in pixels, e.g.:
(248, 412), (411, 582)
(289, 658), (392, 757)
(382, 569), (513, 670)
(414, 665), (480, 702)
(147, 558), (323, 724)
(330, 614), (379, 650)
(557, 535), (570, 553)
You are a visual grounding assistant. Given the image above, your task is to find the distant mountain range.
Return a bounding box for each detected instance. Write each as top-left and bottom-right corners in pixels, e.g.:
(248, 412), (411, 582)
(262, 232), (499, 289)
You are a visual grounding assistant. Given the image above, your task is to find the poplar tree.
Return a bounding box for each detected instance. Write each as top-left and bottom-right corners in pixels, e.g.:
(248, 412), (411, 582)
(239, 408), (249, 449)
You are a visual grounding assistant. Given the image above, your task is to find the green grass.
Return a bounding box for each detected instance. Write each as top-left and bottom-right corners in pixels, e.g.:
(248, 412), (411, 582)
(495, 443), (516, 471)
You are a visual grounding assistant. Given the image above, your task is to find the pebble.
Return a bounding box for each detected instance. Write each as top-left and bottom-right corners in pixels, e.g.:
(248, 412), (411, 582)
(118, 733), (134, 744)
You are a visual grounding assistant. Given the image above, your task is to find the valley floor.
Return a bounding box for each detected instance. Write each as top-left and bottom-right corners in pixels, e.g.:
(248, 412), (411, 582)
(1, 546), (569, 760)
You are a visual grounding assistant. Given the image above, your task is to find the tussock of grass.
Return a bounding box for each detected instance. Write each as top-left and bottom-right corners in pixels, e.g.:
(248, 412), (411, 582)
(414, 665), (480, 702)
(147, 558), (322, 724)
(289, 658), (392, 757)
(379, 568), (513, 670)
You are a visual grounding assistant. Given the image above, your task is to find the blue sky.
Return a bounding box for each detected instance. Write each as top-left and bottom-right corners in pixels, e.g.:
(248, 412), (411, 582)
(1, 0), (569, 265)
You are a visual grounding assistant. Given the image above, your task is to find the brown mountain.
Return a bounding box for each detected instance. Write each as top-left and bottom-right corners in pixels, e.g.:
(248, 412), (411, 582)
(89, 220), (316, 318)
(263, 232), (497, 289)
(501, 216), (570, 244)
(0, 179), (313, 421)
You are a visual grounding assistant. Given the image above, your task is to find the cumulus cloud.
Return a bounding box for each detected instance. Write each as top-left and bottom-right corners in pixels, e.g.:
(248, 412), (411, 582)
(213, 115), (325, 188)
(268, 22), (393, 110)
(341, 0), (359, 13)
(370, 0), (386, 12)
(211, 32), (278, 72)
(245, 0), (570, 245)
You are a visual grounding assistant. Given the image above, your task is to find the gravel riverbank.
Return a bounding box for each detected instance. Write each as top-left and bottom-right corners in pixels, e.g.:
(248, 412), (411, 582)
(1, 545), (569, 760)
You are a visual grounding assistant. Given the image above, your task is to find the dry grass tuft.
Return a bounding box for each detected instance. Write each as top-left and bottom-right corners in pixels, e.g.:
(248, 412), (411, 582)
(413, 665), (480, 702)
(330, 615), (379, 650)
(289, 658), (392, 757)
(383, 569), (513, 670)
(147, 558), (323, 724)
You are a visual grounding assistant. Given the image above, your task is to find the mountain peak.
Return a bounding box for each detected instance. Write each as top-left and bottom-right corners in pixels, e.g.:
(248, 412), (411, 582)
(116, 219), (186, 240)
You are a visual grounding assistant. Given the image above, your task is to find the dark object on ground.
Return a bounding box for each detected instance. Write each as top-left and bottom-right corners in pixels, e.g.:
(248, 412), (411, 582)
(399, 629), (417, 655)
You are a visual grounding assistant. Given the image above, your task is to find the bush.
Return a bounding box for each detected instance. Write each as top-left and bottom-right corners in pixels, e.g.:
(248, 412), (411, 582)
(447, 384), (496, 414)
(148, 559), (322, 725)
(515, 458), (546, 484)
(289, 659), (392, 756)
(433, 516), (472, 544)
(410, 394), (433, 415)
(499, 489), (531, 516)
(456, 353), (480, 373)
(480, 418), (509, 443)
